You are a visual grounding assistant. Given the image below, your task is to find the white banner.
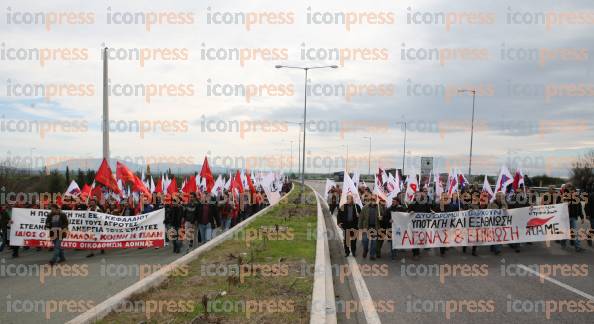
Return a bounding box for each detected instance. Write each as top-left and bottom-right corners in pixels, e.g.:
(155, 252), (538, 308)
(10, 208), (165, 249)
(391, 204), (570, 249)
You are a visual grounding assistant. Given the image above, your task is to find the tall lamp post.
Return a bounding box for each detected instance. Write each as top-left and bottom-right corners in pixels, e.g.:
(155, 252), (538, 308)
(458, 89), (477, 179)
(275, 64), (338, 198)
(341, 144), (349, 174)
(284, 121), (303, 179)
(401, 120), (407, 177)
(363, 136), (371, 176)
(289, 140), (294, 173)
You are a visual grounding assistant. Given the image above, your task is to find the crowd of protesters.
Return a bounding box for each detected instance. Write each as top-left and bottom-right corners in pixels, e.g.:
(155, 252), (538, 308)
(0, 182), (293, 265)
(329, 181), (594, 260)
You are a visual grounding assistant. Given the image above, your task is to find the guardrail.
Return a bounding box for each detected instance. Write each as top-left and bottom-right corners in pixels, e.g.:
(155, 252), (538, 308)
(67, 183), (294, 324)
(308, 184), (337, 324)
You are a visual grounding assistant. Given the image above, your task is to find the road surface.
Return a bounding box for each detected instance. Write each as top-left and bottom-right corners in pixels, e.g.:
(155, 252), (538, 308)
(307, 179), (594, 324)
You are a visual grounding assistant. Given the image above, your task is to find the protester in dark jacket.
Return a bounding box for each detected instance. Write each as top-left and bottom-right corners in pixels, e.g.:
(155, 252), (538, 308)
(197, 193), (220, 243)
(166, 201), (184, 253)
(329, 191), (338, 215)
(338, 194), (361, 257)
(0, 205), (9, 252)
(184, 195), (199, 252)
(44, 204), (69, 265)
(385, 195), (407, 260)
(359, 194), (385, 260)
(374, 197), (392, 259)
(408, 191), (432, 259)
(561, 183), (585, 252)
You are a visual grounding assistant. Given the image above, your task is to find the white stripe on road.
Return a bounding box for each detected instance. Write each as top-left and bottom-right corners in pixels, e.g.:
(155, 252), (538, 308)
(315, 191), (382, 324)
(516, 264), (594, 301)
(345, 256), (382, 324)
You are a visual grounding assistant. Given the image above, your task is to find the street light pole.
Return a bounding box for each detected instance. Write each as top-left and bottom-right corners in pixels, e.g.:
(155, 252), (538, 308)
(276, 64), (338, 199)
(301, 68), (307, 193)
(290, 140), (294, 173)
(336, 144), (349, 175)
(283, 121), (302, 180)
(102, 47), (110, 161)
(402, 121), (407, 176)
(458, 89), (477, 179)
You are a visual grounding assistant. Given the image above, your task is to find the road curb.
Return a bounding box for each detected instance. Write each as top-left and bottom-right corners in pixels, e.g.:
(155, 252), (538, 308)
(315, 190), (382, 324)
(66, 184), (294, 324)
(309, 184), (337, 324)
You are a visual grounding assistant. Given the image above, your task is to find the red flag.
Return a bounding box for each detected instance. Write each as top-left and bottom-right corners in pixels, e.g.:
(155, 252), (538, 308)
(183, 175), (197, 194)
(199, 157), (215, 193)
(154, 177), (163, 194)
(80, 184), (91, 201)
(91, 184), (103, 201)
(246, 172), (256, 195)
(116, 161), (136, 184)
(231, 170), (244, 194)
(133, 175), (151, 196)
(167, 177), (178, 194)
(95, 159), (120, 194)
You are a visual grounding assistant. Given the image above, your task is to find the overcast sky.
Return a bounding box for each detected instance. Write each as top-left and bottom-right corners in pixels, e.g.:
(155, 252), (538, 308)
(1, 0), (592, 177)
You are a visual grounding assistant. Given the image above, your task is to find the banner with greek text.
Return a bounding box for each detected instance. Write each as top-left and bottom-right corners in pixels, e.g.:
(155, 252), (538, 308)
(391, 204), (570, 249)
(10, 208), (165, 249)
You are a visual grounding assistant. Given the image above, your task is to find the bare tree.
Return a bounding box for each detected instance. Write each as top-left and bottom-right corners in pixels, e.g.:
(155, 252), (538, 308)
(570, 150), (594, 190)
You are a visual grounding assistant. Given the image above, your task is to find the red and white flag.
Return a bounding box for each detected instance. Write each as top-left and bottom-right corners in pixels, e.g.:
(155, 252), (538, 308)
(435, 173), (444, 201)
(447, 169), (458, 195)
(406, 174), (419, 203)
(482, 175), (494, 200)
(493, 165), (514, 200)
(513, 168), (526, 192)
(64, 180), (81, 196)
(339, 171), (363, 208)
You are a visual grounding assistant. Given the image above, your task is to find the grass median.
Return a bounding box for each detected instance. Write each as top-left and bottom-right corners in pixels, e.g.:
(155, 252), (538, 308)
(99, 184), (317, 324)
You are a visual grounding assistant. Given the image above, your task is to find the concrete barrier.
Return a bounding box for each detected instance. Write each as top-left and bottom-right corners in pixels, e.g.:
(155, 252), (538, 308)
(67, 184), (294, 324)
(309, 184), (337, 324)
(315, 189), (381, 324)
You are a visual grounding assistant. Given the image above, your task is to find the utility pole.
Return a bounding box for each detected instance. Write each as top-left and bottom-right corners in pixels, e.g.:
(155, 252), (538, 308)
(102, 47), (110, 161)
(402, 121), (407, 176)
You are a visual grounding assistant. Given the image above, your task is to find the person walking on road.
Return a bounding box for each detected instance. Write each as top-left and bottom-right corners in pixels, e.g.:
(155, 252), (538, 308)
(338, 194), (360, 257)
(45, 203), (69, 265)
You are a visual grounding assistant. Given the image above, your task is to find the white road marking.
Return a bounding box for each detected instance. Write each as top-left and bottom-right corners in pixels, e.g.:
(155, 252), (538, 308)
(315, 191), (382, 324)
(515, 264), (594, 301)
